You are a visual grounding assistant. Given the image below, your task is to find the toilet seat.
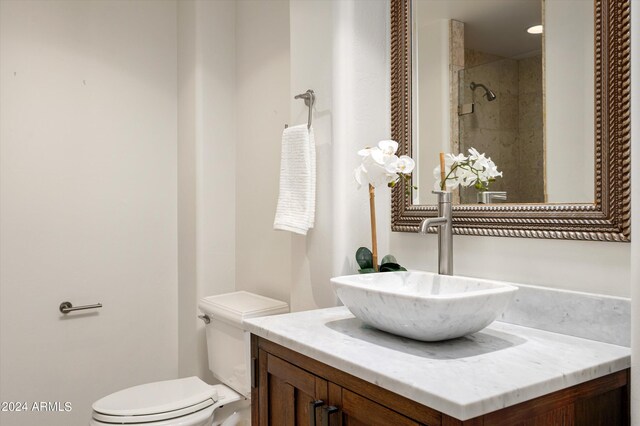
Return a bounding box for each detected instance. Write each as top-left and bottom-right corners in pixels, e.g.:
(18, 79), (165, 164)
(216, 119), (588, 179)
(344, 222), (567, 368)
(92, 399), (214, 424)
(92, 377), (241, 425)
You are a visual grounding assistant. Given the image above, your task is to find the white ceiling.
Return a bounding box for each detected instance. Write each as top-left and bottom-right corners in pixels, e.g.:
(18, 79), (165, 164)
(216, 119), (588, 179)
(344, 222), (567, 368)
(414, 0), (543, 58)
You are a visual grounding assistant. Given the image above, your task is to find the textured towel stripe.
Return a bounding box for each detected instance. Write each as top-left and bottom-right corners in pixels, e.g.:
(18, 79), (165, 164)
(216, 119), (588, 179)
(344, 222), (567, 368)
(273, 124), (316, 235)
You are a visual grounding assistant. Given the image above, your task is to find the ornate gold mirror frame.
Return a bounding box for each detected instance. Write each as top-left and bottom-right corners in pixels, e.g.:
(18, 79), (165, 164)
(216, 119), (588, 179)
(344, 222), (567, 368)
(391, 0), (631, 241)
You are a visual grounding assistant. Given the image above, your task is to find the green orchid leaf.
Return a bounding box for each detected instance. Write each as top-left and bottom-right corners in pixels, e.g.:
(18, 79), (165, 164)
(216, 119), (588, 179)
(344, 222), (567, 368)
(358, 268), (376, 274)
(355, 247), (373, 269)
(379, 262), (402, 272)
(381, 254), (397, 264)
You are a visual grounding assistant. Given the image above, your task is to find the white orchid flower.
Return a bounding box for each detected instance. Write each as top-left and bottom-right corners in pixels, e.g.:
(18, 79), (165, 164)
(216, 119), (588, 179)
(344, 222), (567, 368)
(434, 153), (466, 189)
(384, 155), (415, 174)
(354, 140), (414, 189)
(434, 147), (502, 191)
(468, 147), (482, 160)
(448, 152), (468, 164)
(433, 167), (462, 190)
(485, 160), (503, 178)
(359, 153), (397, 187)
(433, 164), (462, 190)
(358, 146), (386, 164)
(396, 155), (415, 173)
(367, 163), (398, 187)
(383, 155), (400, 173)
(354, 164), (366, 189)
(355, 163), (375, 190)
(378, 140), (399, 156)
(369, 147), (386, 165)
(470, 152), (490, 171)
(458, 166), (478, 187)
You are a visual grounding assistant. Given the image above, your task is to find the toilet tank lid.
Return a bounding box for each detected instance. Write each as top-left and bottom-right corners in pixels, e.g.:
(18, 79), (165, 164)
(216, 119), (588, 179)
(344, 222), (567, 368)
(198, 291), (289, 327)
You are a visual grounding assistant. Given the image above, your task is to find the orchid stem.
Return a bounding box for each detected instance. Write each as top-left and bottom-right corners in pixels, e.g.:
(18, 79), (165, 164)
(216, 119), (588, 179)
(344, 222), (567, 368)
(441, 163), (461, 190)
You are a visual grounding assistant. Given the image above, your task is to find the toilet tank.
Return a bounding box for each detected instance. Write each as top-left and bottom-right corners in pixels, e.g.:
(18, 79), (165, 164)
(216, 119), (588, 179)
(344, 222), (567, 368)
(198, 291), (289, 398)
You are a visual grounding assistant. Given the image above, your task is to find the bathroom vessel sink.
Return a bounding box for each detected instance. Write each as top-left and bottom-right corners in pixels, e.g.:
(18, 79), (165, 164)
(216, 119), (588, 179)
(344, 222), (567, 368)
(330, 271), (518, 341)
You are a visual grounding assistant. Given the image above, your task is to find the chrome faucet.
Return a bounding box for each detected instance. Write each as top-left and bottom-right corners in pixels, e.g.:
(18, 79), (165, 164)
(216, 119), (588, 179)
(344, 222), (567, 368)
(419, 191), (453, 275)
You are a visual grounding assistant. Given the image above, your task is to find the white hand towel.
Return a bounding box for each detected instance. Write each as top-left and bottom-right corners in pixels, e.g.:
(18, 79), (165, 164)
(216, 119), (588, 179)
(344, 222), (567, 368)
(273, 124), (316, 235)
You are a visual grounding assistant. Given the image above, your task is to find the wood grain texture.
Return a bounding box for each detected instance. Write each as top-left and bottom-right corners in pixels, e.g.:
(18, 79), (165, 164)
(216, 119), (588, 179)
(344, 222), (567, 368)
(481, 369), (628, 426)
(442, 416), (484, 426)
(341, 389), (420, 426)
(329, 383), (344, 426)
(269, 375), (294, 425)
(260, 348), (328, 426)
(267, 353), (316, 396)
(575, 387), (625, 426)
(258, 348), (269, 425)
(390, 0), (631, 241)
(251, 334), (260, 425)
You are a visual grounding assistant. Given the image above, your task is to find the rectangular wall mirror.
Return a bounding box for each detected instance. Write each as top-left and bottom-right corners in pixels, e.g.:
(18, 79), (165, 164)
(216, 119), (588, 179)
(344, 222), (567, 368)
(391, 0), (631, 242)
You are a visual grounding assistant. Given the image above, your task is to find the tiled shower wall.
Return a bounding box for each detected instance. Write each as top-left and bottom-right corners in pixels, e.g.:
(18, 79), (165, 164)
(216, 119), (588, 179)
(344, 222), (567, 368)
(457, 45), (545, 204)
(517, 55), (545, 202)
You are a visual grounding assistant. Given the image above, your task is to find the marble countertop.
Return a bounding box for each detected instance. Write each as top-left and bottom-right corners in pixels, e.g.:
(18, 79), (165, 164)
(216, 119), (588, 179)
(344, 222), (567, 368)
(244, 306), (630, 420)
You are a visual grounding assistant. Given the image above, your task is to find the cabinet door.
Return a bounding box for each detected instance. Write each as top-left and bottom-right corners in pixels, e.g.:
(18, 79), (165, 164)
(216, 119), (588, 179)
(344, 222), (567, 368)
(258, 349), (328, 426)
(328, 383), (423, 426)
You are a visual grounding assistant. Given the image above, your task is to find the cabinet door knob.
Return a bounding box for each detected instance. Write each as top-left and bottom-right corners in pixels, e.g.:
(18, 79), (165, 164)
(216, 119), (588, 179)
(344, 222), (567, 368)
(309, 400), (324, 426)
(321, 405), (339, 426)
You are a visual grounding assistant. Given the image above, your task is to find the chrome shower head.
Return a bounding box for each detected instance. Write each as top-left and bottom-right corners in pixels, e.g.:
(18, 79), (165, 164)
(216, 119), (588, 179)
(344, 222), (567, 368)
(470, 82), (497, 102)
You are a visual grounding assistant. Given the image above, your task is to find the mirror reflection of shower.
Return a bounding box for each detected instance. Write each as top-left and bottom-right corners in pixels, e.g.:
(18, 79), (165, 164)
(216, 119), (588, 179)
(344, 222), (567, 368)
(470, 81), (497, 101)
(457, 81), (497, 116)
(457, 55), (545, 205)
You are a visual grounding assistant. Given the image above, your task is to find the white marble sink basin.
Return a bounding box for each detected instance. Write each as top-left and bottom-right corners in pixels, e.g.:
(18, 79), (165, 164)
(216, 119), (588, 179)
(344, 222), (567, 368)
(330, 271), (518, 341)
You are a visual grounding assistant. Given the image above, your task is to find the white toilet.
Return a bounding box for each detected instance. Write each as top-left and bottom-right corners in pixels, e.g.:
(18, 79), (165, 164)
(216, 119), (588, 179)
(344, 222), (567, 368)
(90, 291), (289, 426)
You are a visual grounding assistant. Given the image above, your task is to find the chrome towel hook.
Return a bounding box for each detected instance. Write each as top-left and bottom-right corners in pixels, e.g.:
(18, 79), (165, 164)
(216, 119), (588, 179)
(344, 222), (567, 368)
(294, 89), (315, 129)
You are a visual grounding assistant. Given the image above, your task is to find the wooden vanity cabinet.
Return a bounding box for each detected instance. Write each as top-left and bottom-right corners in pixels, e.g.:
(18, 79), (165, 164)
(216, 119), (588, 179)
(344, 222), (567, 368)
(251, 335), (630, 426)
(256, 349), (328, 425)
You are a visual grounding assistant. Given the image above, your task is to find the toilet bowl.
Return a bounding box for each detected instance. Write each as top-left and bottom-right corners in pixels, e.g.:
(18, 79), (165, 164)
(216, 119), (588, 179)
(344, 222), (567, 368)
(90, 291), (289, 425)
(90, 377), (243, 426)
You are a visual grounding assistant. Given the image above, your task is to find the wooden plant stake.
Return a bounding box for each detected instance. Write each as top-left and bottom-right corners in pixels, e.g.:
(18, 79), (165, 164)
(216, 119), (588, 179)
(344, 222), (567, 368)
(368, 184), (378, 272)
(439, 152), (446, 189)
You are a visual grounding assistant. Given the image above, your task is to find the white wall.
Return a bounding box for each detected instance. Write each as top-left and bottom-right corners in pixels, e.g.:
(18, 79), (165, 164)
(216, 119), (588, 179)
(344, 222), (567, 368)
(235, 0), (292, 304)
(287, 0), (393, 311)
(332, 0), (393, 287)
(178, 0), (293, 378)
(289, 0), (339, 311)
(0, 1), (178, 424)
(177, 0), (237, 380)
(178, 0), (200, 382)
(630, 0), (639, 422)
(289, 0), (630, 317)
(545, 0), (595, 203)
(177, 0), (295, 380)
